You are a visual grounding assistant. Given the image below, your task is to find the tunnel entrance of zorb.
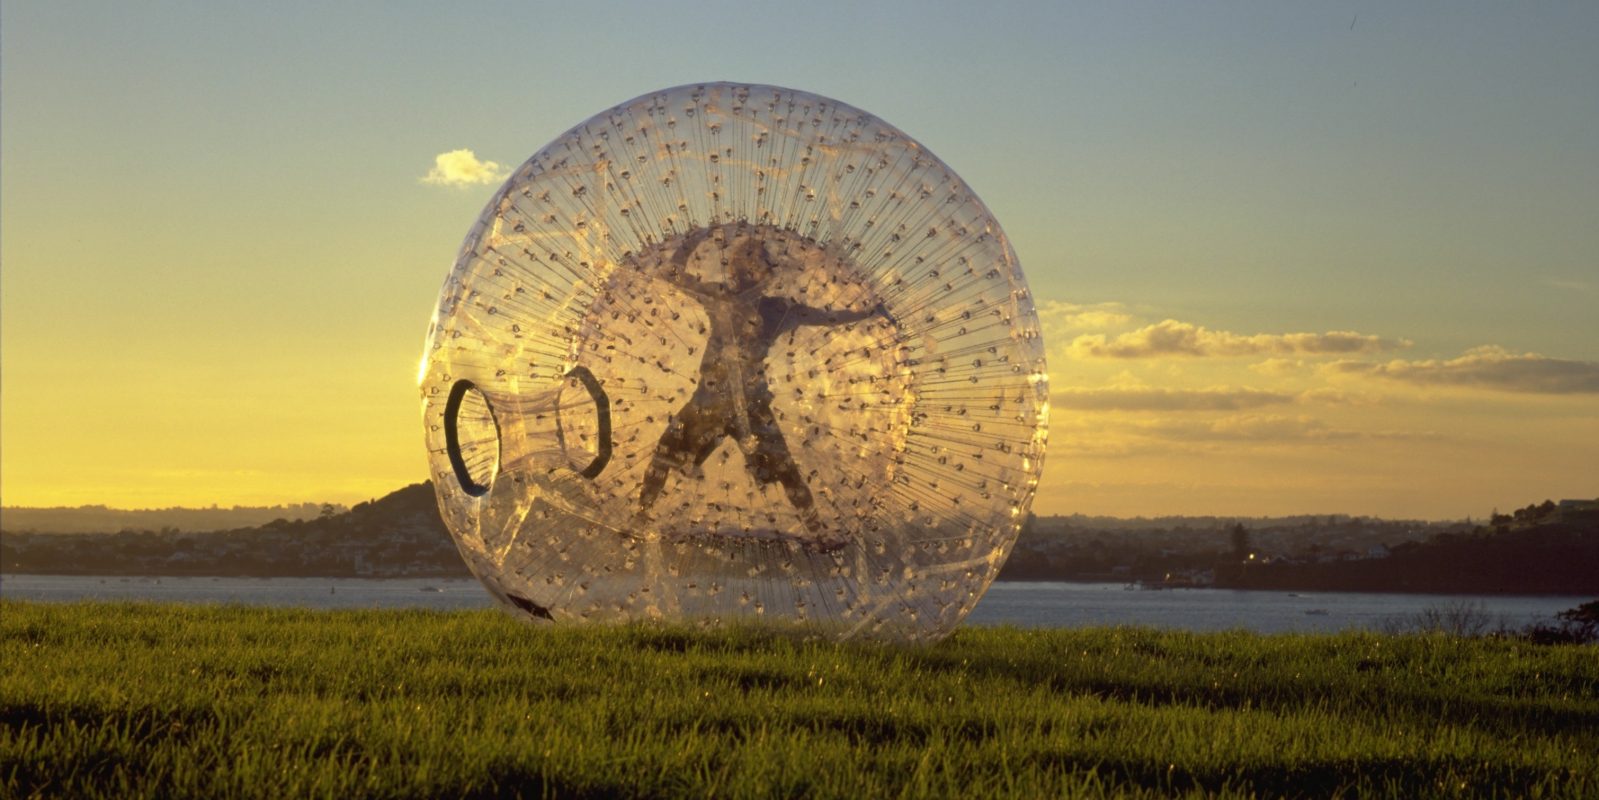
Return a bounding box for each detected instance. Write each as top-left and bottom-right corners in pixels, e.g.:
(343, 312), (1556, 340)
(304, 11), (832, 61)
(420, 83), (1048, 641)
(444, 380), (499, 497)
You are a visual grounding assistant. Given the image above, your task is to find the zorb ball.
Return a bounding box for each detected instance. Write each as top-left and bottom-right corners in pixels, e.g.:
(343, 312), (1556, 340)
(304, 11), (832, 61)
(420, 83), (1047, 641)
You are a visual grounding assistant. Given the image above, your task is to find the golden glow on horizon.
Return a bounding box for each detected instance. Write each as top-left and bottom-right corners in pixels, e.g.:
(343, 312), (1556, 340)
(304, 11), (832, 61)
(3, 298), (1595, 517)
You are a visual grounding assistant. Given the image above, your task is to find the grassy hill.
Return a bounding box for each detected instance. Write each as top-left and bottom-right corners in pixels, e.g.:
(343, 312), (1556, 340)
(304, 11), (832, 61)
(2, 601), (1595, 799)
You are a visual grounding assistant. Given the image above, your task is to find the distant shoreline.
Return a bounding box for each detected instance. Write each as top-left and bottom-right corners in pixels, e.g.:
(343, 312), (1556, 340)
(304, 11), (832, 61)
(7, 484), (1592, 597)
(2, 568), (1590, 598)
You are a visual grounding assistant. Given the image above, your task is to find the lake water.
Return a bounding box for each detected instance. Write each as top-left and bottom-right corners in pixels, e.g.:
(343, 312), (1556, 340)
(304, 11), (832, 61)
(1, 574), (1585, 635)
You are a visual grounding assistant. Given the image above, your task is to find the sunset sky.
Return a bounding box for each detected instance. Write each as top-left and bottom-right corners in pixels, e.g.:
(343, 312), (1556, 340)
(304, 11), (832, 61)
(3, 2), (1596, 518)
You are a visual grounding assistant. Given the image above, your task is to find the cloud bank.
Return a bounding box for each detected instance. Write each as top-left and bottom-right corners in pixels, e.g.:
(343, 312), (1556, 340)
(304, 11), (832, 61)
(1053, 387), (1294, 411)
(1130, 415), (1432, 444)
(1036, 300), (1135, 334)
(1145, 415), (1356, 442)
(421, 149), (509, 187)
(1069, 319), (1408, 359)
(1330, 346), (1599, 394)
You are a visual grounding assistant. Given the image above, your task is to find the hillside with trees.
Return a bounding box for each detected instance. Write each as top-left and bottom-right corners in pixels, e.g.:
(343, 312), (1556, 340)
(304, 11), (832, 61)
(2, 484), (462, 578)
(1220, 502), (1599, 595)
(0, 502), (343, 534)
(4, 487), (1593, 594)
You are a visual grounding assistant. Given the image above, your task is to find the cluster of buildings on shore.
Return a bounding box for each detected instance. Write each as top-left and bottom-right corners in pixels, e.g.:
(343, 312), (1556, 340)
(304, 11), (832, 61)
(1004, 513), (1465, 586)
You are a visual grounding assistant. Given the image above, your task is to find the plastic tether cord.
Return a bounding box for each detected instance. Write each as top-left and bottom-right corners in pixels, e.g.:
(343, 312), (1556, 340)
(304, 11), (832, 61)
(444, 379), (496, 497)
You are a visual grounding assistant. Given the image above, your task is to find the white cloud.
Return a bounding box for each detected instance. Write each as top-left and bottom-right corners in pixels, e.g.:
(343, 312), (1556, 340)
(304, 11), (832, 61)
(421, 149), (509, 187)
(1069, 319), (1409, 359)
(1249, 358), (1306, 377)
(1541, 277), (1593, 294)
(1136, 415), (1434, 444)
(1036, 300), (1135, 336)
(1295, 387), (1380, 406)
(1053, 387), (1294, 411)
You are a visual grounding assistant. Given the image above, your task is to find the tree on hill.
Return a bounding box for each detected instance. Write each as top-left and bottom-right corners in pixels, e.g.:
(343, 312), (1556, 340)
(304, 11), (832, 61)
(1230, 523), (1251, 562)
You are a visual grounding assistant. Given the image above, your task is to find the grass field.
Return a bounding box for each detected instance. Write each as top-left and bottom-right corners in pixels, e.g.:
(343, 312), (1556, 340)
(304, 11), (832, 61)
(2, 601), (1595, 798)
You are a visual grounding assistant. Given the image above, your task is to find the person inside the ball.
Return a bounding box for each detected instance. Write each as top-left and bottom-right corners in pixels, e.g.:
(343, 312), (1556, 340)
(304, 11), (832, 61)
(636, 224), (888, 546)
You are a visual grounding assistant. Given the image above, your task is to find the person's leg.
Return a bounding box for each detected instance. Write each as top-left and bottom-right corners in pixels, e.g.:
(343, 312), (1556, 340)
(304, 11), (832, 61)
(770, 456), (823, 535)
(691, 424), (728, 468)
(745, 408), (824, 535)
(637, 421), (690, 512)
(638, 401), (727, 512)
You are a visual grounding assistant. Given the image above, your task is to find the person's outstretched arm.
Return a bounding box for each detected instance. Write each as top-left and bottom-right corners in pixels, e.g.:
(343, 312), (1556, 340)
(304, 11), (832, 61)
(766, 299), (889, 339)
(788, 300), (888, 327)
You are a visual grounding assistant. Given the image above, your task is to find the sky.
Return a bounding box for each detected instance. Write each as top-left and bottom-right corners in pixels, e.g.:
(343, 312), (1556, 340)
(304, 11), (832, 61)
(3, 1), (1596, 519)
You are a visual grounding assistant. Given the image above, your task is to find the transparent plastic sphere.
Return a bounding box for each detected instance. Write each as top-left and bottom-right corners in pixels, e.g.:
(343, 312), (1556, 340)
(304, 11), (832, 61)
(420, 83), (1047, 641)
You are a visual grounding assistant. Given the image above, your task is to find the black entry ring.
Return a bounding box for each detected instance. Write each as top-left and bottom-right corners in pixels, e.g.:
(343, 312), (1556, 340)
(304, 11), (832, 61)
(562, 366), (612, 479)
(444, 379), (496, 497)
